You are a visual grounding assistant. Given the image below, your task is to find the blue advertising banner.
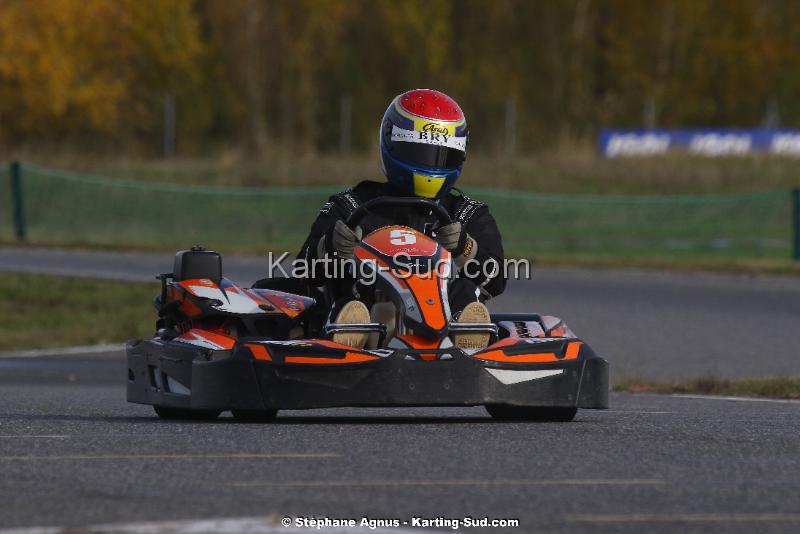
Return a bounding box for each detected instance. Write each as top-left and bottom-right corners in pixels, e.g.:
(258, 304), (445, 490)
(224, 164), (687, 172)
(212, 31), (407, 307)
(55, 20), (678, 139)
(599, 129), (800, 157)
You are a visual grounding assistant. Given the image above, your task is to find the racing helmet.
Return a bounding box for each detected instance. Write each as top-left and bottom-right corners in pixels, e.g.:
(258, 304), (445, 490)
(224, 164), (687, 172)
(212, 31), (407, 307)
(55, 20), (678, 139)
(379, 89), (468, 199)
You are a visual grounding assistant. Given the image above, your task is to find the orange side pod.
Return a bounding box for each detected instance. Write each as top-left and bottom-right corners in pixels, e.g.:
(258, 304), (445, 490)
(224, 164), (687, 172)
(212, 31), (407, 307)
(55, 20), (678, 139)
(245, 343), (272, 361)
(475, 341), (583, 364)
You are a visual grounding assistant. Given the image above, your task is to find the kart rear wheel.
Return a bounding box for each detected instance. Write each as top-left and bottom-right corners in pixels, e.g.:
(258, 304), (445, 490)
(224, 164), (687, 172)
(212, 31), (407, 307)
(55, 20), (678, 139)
(153, 406), (221, 421)
(232, 409), (279, 423)
(485, 405), (577, 422)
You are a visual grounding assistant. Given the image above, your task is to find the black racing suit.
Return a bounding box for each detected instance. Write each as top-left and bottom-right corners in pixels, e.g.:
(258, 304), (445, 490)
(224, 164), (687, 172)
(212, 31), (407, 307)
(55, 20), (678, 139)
(297, 180), (506, 316)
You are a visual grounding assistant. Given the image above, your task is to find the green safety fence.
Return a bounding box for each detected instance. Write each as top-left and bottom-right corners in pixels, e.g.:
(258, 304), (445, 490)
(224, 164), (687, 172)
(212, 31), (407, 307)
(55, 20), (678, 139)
(3, 161), (799, 261)
(0, 165), (9, 241)
(471, 186), (794, 260)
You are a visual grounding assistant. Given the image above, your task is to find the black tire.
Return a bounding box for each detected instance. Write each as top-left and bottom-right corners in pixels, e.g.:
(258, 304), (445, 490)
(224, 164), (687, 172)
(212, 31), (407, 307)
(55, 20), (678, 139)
(232, 409), (279, 423)
(485, 405), (577, 422)
(153, 405), (221, 421)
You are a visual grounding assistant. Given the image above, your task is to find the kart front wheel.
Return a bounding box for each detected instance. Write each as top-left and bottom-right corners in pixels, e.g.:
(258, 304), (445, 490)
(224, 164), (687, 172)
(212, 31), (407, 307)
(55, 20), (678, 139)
(485, 405), (577, 422)
(153, 406), (221, 421)
(232, 409), (279, 423)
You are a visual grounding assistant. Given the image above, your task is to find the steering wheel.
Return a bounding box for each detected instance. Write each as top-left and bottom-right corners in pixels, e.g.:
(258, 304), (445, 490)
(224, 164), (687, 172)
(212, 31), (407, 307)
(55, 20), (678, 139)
(345, 197), (452, 231)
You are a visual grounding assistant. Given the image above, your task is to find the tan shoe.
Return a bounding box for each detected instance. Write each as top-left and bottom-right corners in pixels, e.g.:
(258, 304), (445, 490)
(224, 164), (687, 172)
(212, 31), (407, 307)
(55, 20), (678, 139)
(332, 300), (370, 349)
(453, 301), (492, 349)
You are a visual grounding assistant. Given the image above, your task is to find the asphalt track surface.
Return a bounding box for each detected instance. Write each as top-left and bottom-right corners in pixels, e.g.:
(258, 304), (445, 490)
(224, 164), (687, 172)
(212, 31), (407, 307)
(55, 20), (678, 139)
(1, 247), (800, 532)
(1, 362), (799, 533)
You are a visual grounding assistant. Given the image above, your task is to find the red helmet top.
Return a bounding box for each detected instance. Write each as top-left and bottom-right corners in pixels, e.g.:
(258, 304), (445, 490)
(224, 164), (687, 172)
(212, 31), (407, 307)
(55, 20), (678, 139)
(397, 89), (464, 122)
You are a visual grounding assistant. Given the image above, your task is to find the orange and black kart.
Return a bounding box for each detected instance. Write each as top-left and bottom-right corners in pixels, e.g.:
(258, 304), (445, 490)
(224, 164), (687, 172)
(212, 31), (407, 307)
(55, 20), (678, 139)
(126, 198), (608, 422)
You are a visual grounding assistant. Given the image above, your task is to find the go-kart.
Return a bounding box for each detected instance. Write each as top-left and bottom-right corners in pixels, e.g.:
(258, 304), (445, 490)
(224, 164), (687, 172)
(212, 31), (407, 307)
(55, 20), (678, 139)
(127, 197), (608, 422)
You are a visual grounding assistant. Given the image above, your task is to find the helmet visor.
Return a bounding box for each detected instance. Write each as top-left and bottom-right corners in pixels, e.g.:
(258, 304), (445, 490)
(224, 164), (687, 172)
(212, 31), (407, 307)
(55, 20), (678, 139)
(386, 124), (467, 169)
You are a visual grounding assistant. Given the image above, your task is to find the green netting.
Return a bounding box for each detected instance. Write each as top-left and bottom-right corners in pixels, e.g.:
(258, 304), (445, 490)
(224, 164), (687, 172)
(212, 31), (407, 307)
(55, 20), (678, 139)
(0, 166), (11, 241)
(19, 164), (335, 252)
(9, 163), (795, 260)
(471, 187), (792, 260)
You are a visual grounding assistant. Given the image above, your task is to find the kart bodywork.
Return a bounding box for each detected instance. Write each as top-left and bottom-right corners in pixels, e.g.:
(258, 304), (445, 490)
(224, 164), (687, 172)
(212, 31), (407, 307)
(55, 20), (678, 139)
(127, 199), (608, 421)
(127, 310), (608, 416)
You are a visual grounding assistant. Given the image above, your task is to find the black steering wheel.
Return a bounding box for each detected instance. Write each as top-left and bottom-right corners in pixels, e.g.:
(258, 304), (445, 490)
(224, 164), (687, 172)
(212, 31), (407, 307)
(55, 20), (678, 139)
(345, 197), (452, 231)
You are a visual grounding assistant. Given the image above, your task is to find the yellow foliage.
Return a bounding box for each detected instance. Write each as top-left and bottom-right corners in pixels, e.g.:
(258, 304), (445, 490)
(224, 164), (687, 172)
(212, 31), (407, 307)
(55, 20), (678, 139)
(0, 0), (204, 138)
(3, 0), (800, 152)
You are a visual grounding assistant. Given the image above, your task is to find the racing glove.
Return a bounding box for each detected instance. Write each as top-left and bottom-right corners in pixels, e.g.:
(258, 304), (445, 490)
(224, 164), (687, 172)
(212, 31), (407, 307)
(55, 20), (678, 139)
(436, 222), (478, 268)
(318, 219), (363, 260)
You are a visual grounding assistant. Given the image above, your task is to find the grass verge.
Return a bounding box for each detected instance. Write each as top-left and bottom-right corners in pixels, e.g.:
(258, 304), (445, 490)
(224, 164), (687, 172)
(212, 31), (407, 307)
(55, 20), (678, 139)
(0, 273), (155, 352)
(614, 376), (800, 400)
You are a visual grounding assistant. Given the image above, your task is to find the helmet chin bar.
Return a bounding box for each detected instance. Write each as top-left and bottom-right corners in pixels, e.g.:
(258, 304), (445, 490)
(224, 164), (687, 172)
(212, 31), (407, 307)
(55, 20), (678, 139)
(380, 147), (461, 199)
(413, 173), (446, 198)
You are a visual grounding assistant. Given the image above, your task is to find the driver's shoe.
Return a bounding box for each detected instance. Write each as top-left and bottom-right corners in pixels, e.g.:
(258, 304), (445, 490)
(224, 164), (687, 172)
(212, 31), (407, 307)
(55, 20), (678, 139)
(331, 300), (370, 349)
(453, 301), (491, 349)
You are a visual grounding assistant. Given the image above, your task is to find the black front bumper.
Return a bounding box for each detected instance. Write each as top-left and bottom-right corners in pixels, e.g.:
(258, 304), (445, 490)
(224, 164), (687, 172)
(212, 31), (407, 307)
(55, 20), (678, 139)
(127, 339), (608, 412)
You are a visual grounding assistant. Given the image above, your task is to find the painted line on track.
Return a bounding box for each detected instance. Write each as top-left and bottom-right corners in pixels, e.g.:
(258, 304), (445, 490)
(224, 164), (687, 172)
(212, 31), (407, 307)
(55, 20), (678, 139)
(669, 393), (800, 404)
(0, 435), (69, 439)
(626, 392), (800, 404)
(0, 344), (124, 359)
(0, 516), (424, 534)
(568, 513), (800, 523)
(228, 478), (665, 488)
(605, 410), (674, 414)
(0, 453), (338, 461)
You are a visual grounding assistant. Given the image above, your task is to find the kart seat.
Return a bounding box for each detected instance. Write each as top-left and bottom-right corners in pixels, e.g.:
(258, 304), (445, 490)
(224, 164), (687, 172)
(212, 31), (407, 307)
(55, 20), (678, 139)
(172, 247), (222, 283)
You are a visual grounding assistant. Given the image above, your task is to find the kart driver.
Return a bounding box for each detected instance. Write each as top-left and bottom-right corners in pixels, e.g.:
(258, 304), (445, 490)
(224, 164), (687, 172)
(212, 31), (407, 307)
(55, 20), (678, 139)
(298, 89), (506, 350)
